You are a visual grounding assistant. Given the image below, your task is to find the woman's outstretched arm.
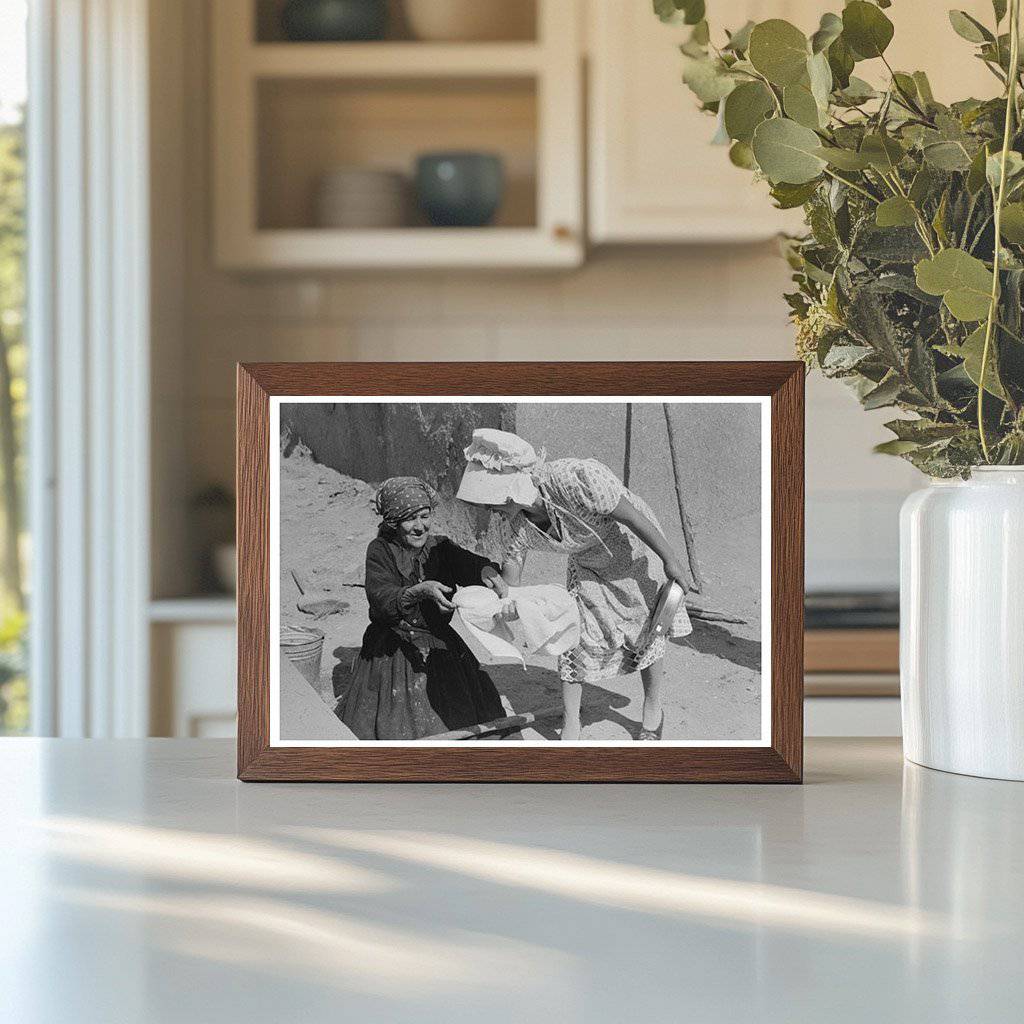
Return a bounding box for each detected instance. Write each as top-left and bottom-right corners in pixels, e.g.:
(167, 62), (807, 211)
(610, 496), (691, 591)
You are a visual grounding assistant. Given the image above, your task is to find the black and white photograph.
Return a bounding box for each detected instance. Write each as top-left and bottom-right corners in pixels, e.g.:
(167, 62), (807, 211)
(270, 397), (770, 745)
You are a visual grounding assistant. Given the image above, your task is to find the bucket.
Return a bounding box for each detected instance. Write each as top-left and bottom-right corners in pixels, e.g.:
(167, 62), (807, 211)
(280, 624), (325, 691)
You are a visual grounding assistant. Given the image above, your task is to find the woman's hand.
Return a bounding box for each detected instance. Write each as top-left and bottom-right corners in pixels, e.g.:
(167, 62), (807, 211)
(411, 580), (455, 611)
(481, 566), (509, 598)
(663, 559), (692, 594)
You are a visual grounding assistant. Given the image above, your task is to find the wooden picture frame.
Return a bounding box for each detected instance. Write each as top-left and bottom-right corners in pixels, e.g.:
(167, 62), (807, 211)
(237, 362), (804, 782)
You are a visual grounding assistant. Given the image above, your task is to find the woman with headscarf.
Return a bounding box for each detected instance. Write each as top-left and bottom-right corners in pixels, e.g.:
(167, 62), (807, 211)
(335, 476), (506, 740)
(456, 429), (693, 741)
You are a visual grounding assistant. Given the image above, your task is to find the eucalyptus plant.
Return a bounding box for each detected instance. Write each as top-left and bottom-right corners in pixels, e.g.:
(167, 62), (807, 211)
(658, 0), (1024, 474)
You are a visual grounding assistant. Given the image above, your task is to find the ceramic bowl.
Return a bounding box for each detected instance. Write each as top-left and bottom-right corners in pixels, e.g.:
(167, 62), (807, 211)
(314, 168), (409, 228)
(403, 0), (534, 42)
(414, 152), (504, 227)
(281, 0), (388, 42)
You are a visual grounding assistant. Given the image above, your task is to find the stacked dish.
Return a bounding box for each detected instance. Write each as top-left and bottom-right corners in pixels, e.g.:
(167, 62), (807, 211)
(314, 167), (409, 228)
(403, 0), (534, 41)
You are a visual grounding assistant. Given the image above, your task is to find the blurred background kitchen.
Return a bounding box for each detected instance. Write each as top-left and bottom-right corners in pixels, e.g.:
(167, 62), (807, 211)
(1, 0), (997, 740)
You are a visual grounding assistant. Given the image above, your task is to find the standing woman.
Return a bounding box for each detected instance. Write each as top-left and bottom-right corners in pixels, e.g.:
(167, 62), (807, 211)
(336, 477), (506, 740)
(456, 429), (692, 740)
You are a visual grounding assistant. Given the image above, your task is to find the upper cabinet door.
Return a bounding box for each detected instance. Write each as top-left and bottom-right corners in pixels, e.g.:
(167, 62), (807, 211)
(588, 1), (811, 243)
(587, 1), (1002, 245)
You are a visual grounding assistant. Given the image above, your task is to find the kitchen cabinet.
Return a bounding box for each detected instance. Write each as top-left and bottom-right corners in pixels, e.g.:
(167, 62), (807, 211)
(211, 0), (583, 269)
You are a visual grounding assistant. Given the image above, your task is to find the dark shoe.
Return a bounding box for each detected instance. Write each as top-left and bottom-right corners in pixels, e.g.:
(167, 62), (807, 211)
(637, 711), (665, 741)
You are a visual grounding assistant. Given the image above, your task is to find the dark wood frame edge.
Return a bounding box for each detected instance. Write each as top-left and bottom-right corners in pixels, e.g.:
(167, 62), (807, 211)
(237, 362), (804, 783)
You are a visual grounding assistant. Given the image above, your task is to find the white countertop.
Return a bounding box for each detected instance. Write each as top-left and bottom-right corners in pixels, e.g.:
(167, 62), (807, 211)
(1, 738), (1021, 1023)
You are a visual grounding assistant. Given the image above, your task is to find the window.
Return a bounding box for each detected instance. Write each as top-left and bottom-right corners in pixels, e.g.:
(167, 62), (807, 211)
(0, 0), (28, 734)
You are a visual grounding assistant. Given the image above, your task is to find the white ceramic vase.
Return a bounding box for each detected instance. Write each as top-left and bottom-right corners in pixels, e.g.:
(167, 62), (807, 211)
(900, 467), (1024, 780)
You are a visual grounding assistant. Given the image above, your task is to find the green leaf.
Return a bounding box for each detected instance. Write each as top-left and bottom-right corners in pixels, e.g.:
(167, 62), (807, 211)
(967, 143), (993, 193)
(875, 196), (918, 228)
(923, 141), (973, 171)
(807, 51), (833, 110)
(892, 72), (919, 102)
(827, 35), (855, 89)
(723, 81), (775, 143)
(681, 55), (737, 103)
(752, 117), (827, 184)
(710, 108), (731, 145)
(874, 439), (922, 456)
(770, 179), (820, 209)
(681, 0), (705, 25)
(986, 150), (1024, 190)
(994, 0), (1008, 24)
(932, 190), (950, 247)
(842, 1), (894, 60)
(1000, 202), (1024, 242)
(654, 0), (705, 25)
(912, 71), (935, 105)
(959, 324), (1007, 398)
(728, 140), (758, 169)
(915, 249), (994, 321)
(653, 0), (676, 23)
(909, 165), (936, 205)
(724, 20), (755, 53)
(810, 12), (843, 54)
(856, 225), (929, 263)
(822, 342), (874, 374)
(748, 19), (810, 87)
(860, 133), (905, 173)
(783, 83), (822, 128)
(836, 75), (877, 104)
(885, 419), (963, 443)
(948, 10), (993, 44)
(814, 145), (872, 170)
(862, 374), (902, 409)
(689, 20), (710, 46)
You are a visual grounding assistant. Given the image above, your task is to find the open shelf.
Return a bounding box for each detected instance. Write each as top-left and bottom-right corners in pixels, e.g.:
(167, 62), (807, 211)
(254, 0), (538, 45)
(149, 597), (237, 624)
(249, 42), (544, 77)
(257, 76), (537, 232)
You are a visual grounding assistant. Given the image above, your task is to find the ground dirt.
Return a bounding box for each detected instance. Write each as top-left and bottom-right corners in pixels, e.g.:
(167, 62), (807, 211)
(279, 445), (762, 742)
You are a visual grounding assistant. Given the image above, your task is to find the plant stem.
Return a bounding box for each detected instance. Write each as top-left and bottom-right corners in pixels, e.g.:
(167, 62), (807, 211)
(821, 167), (879, 203)
(751, 69), (783, 116)
(979, 0), (1021, 462)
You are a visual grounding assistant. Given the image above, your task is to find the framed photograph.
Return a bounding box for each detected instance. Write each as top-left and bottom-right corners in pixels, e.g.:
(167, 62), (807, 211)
(237, 362), (804, 782)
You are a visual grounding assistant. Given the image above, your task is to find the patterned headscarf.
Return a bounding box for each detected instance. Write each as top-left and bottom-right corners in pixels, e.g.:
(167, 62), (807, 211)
(373, 477), (435, 528)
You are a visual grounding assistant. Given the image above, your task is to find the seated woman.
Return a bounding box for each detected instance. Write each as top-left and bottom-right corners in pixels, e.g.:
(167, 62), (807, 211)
(335, 476), (507, 740)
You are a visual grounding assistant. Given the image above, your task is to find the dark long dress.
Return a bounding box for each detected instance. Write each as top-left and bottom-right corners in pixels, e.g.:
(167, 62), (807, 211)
(335, 533), (505, 739)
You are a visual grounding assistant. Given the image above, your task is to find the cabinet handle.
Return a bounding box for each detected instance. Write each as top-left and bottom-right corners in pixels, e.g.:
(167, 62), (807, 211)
(553, 224), (574, 241)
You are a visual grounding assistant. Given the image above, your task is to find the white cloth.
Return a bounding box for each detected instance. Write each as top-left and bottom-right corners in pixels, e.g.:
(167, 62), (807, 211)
(450, 584), (580, 668)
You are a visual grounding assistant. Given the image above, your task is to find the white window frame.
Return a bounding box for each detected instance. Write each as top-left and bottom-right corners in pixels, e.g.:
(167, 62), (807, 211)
(28, 0), (150, 737)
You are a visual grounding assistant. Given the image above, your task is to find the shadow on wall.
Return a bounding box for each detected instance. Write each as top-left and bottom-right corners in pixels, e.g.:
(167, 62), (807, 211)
(280, 402), (515, 497)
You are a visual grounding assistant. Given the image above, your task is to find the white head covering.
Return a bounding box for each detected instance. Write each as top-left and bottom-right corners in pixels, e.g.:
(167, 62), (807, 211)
(456, 428), (541, 506)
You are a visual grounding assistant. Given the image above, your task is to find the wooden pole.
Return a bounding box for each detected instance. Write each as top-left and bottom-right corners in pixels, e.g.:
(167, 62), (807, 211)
(662, 403), (706, 593)
(622, 402), (633, 488)
(422, 703), (565, 741)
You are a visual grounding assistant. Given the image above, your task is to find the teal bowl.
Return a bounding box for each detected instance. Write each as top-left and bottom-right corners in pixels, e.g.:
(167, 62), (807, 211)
(415, 152), (505, 228)
(281, 0), (388, 42)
